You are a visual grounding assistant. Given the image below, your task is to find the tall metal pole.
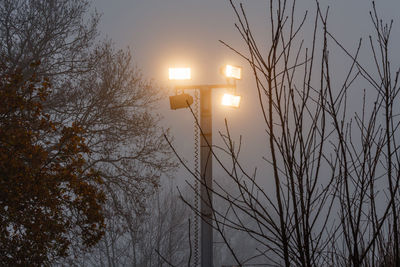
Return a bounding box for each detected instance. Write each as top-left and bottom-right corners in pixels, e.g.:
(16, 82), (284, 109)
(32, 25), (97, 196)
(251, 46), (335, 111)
(200, 87), (213, 267)
(173, 83), (236, 266)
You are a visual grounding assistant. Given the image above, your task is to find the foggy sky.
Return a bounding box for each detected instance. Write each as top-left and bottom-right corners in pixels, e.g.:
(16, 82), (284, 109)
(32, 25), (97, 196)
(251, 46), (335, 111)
(93, 0), (400, 188)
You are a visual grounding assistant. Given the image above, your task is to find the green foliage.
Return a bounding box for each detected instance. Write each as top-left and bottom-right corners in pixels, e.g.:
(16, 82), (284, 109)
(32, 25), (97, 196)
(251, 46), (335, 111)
(0, 65), (105, 265)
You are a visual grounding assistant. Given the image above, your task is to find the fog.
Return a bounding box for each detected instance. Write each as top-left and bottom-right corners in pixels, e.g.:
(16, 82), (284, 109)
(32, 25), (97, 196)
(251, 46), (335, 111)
(92, 0), (400, 265)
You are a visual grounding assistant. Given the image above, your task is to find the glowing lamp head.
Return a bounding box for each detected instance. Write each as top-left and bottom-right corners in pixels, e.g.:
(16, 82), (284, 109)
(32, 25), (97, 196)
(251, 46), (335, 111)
(169, 67), (191, 80)
(221, 93), (241, 108)
(223, 65), (242, 80)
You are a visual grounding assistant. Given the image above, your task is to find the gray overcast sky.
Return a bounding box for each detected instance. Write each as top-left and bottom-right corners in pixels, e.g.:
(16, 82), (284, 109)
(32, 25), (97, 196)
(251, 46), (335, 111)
(94, 0), (247, 83)
(92, 0), (400, 186)
(93, 0), (400, 81)
(93, 0), (272, 185)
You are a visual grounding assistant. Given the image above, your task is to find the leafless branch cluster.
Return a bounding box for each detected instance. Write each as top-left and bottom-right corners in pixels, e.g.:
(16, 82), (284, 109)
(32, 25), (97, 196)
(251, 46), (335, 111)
(172, 1), (400, 266)
(67, 184), (190, 266)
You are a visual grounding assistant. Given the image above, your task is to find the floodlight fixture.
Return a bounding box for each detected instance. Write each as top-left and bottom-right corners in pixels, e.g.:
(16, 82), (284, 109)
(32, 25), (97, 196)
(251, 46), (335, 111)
(169, 67), (191, 80)
(169, 93), (193, 110)
(223, 65), (242, 80)
(221, 93), (241, 108)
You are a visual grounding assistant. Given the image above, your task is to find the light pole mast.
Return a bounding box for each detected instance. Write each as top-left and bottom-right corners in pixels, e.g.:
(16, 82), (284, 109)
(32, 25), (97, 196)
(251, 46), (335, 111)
(174, 84), (233, 267)
(200, 86), (213, 267)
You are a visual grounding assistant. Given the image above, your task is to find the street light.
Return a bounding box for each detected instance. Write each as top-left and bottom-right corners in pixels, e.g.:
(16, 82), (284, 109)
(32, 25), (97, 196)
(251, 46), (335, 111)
(221, 65), (242, 108)
(221, 93), (241, 108)
(169, 67), (191, 80)
(222, 64), (242, 80)
(169, 93), (194, 110)
(169, 65), (242, 267)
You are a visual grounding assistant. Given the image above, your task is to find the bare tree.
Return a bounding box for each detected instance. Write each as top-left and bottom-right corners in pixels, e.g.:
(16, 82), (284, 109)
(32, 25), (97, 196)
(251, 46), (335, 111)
(0, 0), (98, 77)
(170, 1), (400, 266)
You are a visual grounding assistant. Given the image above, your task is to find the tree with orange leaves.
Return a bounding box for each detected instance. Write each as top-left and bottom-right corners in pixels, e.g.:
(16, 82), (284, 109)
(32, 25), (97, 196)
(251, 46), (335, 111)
(0, 65), (105, 265)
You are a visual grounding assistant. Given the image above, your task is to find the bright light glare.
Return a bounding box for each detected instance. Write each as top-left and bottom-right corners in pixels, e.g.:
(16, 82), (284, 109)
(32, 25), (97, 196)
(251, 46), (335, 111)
(224, 65), (242, 80)
(169, 68), (191, 80)
(221, 93), (241, 108)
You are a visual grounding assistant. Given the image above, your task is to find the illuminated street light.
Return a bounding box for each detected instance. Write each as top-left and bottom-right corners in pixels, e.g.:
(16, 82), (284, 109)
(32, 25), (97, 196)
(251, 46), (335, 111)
(169, 67), (191, 80)
(222, 64), (242, 80)
(221, 93), (241, 108)
(168, 64), (242, 267)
